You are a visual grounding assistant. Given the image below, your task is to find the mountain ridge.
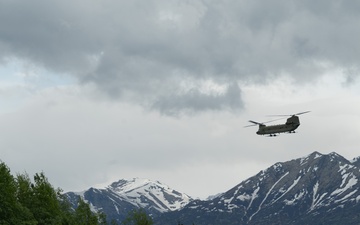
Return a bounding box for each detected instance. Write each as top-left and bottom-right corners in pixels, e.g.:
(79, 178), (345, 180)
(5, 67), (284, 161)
(65, 177), (192, 223)
(155, 151), (360, 224)
(66, 151), (360, 224)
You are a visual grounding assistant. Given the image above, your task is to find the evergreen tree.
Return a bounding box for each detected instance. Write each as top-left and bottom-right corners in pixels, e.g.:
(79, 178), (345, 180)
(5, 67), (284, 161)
(74, 197), (99, 225)
(0, 162), (36, 225)
(97, 211), (108, 225)
(27, 172), (63, 224)
(122, 208), (153, 225)
(1, 161), (109, 225)
(16, 173), (33, 211)
(57, 190), (78, 225)
(0, 161), (18, 224)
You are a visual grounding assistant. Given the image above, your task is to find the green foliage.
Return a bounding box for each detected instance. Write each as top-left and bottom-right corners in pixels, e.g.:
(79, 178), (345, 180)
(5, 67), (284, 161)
(24, 172), (64, 225)
(74, 197), (99, 225)
(122, 208), (153, 225)
(0, 160), (108, 225)
(0, 161), (19, 223)
(1, 160), (155, 225)
(0, 162), (36, 225)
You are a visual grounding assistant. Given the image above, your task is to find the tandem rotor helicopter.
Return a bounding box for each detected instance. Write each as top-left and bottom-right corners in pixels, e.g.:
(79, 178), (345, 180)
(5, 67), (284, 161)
(245, 111), (310, 137)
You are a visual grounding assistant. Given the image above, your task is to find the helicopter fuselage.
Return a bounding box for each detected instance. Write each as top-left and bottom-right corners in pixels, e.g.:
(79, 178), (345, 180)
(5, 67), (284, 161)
(256, 115), (300, 136)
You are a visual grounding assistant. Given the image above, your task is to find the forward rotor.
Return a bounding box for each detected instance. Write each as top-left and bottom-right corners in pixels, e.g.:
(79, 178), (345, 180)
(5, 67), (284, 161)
(267, 111), (311, 117)
(244, 117), (285, 127)
(244, 120), (264, 127)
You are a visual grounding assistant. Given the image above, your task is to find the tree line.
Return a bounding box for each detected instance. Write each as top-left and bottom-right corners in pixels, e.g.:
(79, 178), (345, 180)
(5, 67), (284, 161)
(0, 161), (153, 225)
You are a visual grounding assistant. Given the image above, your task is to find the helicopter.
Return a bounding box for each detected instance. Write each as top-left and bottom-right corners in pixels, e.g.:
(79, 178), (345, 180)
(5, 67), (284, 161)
(245, 111), (310, 137)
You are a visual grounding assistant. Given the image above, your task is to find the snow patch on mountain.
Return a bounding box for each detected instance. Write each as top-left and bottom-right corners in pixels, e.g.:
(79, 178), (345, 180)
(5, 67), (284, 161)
(310, 182), (326, 211)
(249, 172), (289, 221)
(331, 174), (358, 196)
(273, 175), (302, 204)
(107, 178), (192, 212)
(284, 189), (306, 205)
(206, 192), (223, 201)
(247, 186), (260, 210)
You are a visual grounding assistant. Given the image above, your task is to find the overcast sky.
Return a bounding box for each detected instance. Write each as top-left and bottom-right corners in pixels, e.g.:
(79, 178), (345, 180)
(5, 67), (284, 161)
(1, 0), (360, 199)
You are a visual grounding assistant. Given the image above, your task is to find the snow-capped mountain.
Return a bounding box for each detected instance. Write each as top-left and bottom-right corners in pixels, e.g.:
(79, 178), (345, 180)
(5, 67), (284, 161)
(108, 178), (191, 212)
(156, 152), (360, 225)
(65, 178), (192, 223)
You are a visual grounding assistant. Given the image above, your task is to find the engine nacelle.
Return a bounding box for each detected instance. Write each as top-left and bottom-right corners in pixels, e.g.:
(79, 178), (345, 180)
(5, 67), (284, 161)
(286, 115), (300, 125)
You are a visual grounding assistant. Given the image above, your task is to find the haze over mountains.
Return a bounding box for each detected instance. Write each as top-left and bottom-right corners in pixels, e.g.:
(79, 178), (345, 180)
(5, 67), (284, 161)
(67, 151), (360, 224)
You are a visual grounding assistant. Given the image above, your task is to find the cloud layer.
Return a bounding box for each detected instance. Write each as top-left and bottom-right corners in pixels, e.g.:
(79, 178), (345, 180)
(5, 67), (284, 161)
(1, 0), (360, 114)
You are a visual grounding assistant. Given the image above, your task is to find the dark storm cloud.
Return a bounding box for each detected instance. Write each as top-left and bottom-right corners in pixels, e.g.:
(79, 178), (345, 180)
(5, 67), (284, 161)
(1, 0), (360, 113)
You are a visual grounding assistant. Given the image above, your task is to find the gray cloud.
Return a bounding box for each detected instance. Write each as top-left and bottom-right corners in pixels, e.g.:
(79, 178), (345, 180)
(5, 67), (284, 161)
(152, 83), (243, 116)
(1, 0), (360, 113)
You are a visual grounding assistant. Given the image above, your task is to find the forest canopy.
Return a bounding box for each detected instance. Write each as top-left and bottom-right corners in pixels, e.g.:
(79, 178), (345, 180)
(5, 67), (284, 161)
(0, 161), (106, 225)
(0, 161), (155, 225)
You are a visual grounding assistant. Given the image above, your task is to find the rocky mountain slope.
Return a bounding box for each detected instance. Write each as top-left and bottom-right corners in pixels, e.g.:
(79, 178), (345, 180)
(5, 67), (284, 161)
(156, 151), (360, 225)
(65, 178), (192, 223)
(66, 152), (360, 224)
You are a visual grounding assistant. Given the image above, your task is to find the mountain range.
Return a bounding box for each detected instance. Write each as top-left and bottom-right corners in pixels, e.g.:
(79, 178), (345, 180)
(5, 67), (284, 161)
(65, 178), (192, 223)
(66, 151), (360, 224)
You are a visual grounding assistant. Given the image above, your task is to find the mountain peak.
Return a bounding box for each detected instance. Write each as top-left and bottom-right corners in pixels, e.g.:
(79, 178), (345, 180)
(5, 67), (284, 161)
(106, 178), (192, 213)
(156, 151), (360, 224)
(302, 151), (323, 161)
(326, 151), (349, 163)
(309, 151), (323, 157)
(351, 156), (360, 164)
(66, 177), (193, 223)
(297, 151), (351, 167)
(328, 151), (342, 157)
(108, 178), (161, 193)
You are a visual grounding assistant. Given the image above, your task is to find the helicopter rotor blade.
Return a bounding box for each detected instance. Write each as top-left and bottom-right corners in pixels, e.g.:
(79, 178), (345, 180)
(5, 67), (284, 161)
(294, 111), (311, 116)
(244, 124), (257, 128)
(249, 120), (263, 125)
(267, 111), (311, 117)
(262, 117), (288, 123)
(244, 120), (263, 127)
(267, 114), (290, 117)
(245, 117), (286, 128)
